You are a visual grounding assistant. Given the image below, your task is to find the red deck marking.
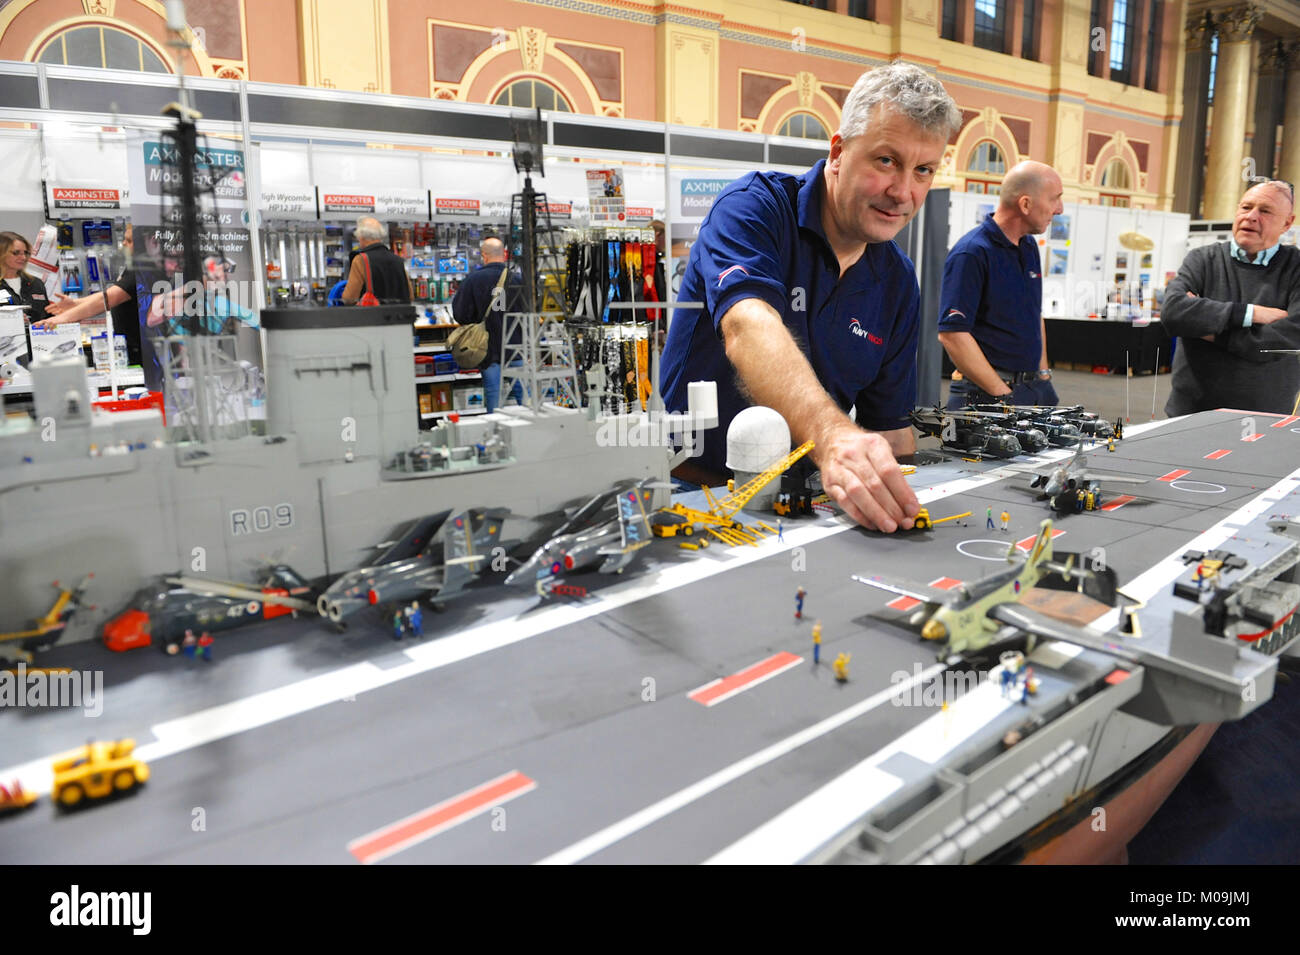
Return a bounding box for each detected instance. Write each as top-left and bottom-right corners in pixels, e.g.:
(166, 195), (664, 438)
(1016, 528), (1066, 551)
(1158, 469), (1191, 482)
(689, 651), (803, 707)
(886, 576), (961, 611)
(347, 770), (536, 864)
(1104, 669), (1131, 685)
(1273, 416), (1300, 428)
(1242, 433), (1265, 442)
(1204, 449), (1232, 460)
(1100, 495), (1136, 511)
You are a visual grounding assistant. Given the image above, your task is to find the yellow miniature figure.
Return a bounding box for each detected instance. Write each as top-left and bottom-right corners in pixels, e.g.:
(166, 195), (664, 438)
(833, 652), (850, 683)
(1000, 509), (1010, 531)
(812, 621), (823, 665)
(1107, 437), (1115, 452)
(1085, 489), (1096, 510)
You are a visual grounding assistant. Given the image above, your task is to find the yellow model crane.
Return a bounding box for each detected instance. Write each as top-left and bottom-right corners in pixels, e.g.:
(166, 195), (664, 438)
(652, 441), (814, 547)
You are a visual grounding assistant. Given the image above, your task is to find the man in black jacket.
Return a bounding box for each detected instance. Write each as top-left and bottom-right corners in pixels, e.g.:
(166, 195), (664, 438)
(341, 217), (412, 304)
(1163, 180), (1300, 416)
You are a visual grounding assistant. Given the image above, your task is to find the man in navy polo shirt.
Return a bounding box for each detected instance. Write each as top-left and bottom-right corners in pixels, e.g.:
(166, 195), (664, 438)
(938, 161), (1063, 408)
(660, 62), (960, 533)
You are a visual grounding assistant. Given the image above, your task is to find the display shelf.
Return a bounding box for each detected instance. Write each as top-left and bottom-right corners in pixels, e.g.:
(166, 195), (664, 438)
(415, 372), (482, 383)
(413, 344), (448, 354)
(420, 407), (487, 419)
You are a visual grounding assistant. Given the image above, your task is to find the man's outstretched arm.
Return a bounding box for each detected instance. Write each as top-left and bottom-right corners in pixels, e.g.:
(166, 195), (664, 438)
(720, 297), (919, 532)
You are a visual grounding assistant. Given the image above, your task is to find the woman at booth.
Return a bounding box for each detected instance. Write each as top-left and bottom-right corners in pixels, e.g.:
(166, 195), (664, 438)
(0, 231), (51, 323)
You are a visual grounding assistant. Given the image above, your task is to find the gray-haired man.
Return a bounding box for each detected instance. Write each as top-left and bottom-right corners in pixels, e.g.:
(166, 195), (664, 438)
(660, 62), (960, 532)
(342, 215), (413, 305)
(1163, 179), (1300, 416)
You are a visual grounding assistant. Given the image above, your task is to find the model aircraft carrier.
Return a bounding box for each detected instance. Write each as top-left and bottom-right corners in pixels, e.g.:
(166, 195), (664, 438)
(0, 306), (691, 658)
(2, 403), (1297, 863)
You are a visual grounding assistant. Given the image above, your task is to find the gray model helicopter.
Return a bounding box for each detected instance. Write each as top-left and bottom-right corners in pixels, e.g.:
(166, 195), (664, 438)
(1016, 442), (1149, 512)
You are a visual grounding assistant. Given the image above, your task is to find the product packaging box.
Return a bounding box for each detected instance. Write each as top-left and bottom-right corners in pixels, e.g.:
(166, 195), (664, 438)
(0, 308), (30, 385)
(418, 391), (433, 415)
(454, 385), (485, 410)
(30, 323), (85, 364)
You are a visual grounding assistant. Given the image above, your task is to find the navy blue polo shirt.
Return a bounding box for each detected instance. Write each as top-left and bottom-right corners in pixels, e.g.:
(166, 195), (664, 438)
(937, 213), (1043, 372)
(659, 159), (920, 476)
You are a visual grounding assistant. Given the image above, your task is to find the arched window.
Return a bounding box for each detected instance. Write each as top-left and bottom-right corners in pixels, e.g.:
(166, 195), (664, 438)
(1100, 158), (1131, 189)
(777, 112), (829, 141)
(967, 140), (1006, 175)
(37, 25), (169, 73)
(493, 79), (571, 112)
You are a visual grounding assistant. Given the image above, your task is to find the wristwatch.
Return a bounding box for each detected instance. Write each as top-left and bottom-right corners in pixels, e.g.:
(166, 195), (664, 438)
(1036, 369), (1052, 381)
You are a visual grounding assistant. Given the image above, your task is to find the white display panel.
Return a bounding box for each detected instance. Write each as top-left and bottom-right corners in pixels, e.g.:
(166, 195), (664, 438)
(0, 129), (44, 212)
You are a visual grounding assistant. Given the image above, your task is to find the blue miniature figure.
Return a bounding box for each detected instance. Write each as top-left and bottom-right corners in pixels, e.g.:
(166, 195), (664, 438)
(777, 518), (784, 543)
(1000, 665), (1015, 698)
(408, 602), (423, 638)
(986, 506), (994, 529)
(812, 621), (822, 665)
(392, 608), (406, 641)
(795, 586), (806, 620)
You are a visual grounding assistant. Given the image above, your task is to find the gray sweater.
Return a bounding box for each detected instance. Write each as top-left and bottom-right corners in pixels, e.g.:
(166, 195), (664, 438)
(1162, 242), (1300, 416)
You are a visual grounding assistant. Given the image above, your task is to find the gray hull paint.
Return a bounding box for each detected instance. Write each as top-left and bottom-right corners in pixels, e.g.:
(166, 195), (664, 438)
(0, 308), (670, 650)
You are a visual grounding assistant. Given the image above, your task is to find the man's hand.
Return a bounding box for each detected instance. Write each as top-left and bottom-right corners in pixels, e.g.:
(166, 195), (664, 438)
(1252, 306), (1288, 325)
(44, 294), (75, 316)
(817, 424), (920, 533)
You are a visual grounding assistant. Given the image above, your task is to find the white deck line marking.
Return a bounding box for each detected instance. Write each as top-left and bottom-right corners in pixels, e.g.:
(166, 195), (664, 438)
(705, 677), (1024, 865)
(533, 663), (947, 865)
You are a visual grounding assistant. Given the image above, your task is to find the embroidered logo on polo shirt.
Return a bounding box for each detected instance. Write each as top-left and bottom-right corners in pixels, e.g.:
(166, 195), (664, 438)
(716, 265), (749, 286)
(849, 319), (883, 345)
(1028, 271), (1040, 279)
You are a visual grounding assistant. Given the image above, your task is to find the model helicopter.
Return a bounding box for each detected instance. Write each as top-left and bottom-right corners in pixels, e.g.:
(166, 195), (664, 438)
(1, 576), (93, 663)
(1013, 442), (1149, 512)
(505, 478), (659, 594)
(317, 507), (508, 624)
(952, 406), (1049, 453)
(102, 566), (318, 652)
(851, 519), (1115, 659)
(910, 407), (1022, 459)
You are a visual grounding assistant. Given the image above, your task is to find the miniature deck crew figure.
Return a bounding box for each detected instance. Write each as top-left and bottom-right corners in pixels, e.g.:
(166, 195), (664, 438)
(1000, 509), (1010, 531)
(777, 518), (784, 543)
(1000, 665), (1016, 697)
(986, 506), (995, 529)
(833, 652), (850, 683)
(795, 586), (806, 620)
(392, 608), (406, 640)
(1076, 489), (1086, 512)
(1086, 489), (1096, 510)
(408, 602), (423, 638)
(812, 621), (823, 665)
(197, 632), (213, 662)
